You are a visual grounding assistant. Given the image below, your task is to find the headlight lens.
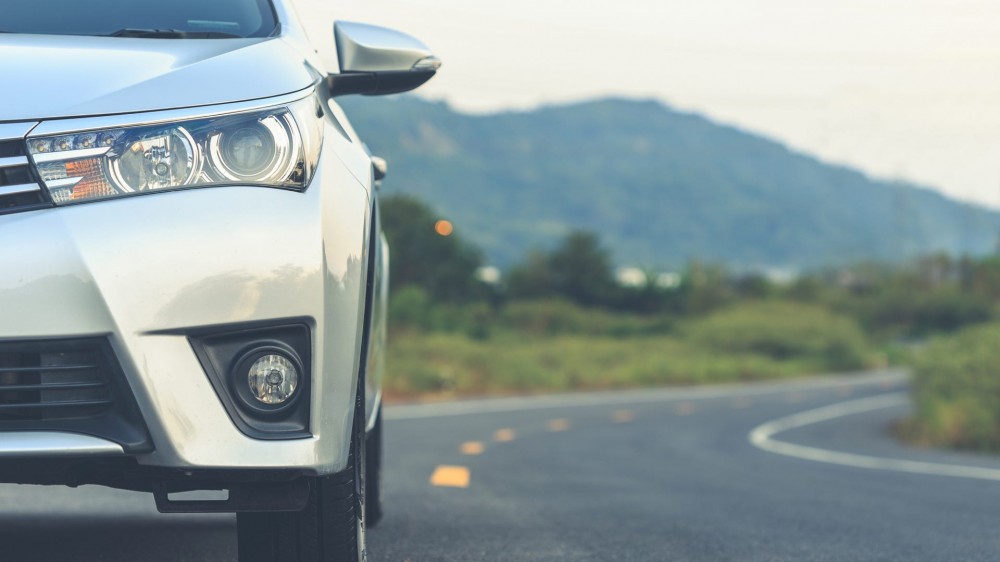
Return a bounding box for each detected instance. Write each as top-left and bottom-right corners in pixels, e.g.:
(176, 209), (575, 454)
(28, 97), (323, 205)
(111, 127), (199, 192)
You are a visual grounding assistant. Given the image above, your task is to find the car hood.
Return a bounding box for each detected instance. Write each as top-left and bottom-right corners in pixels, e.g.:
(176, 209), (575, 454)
(0, 34), (320, 122)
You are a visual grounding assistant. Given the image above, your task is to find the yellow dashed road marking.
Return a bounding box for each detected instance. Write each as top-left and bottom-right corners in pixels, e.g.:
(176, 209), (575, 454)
(612, 410), (635, 423)
(786, 392), (804, 403)
(547, 419), (571, 432)
(459, 441), (485, 455)
(837, 386), (854, 397)
(494, 428), (516, 442)
(731, 397), (751, 409)
(430, 465), (470, 488)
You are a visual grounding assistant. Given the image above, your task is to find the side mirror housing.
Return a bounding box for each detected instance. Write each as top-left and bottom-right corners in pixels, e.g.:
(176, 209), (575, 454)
(327, 21), (441, 97)
(371, 156), (388, 182)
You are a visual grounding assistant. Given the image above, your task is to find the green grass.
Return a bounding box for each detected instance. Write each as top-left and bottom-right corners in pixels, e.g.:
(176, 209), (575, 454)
(384, 300), (877, 399)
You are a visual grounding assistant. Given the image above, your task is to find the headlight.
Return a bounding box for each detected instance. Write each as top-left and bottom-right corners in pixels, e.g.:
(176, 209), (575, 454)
(27, 97), (323, 205)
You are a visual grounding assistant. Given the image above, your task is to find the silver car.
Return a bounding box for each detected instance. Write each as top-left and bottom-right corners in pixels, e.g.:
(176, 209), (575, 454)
(0, 1), (439, 560)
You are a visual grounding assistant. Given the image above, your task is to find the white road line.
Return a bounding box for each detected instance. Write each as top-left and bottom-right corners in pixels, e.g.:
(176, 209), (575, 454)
(749, 393), (1000, 482)
(386, 370), (907, 421)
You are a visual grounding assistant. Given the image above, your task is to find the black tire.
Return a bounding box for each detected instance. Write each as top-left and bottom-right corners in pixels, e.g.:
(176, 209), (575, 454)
(237, 384), (367, 562)
(365, 403), (383, 528)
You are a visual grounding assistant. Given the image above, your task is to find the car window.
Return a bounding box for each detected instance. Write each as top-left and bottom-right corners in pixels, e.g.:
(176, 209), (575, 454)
(1, 0), (277, 38)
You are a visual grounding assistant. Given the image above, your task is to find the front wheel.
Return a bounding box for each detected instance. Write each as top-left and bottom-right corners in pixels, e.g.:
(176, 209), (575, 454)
(237, 390), (367, 562)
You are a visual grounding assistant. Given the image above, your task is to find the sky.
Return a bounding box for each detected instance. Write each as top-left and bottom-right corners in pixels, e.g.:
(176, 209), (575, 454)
(294, 0), (1000, 209)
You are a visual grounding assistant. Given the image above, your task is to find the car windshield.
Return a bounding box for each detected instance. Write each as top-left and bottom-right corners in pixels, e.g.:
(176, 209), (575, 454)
(1, 0), (277, 38)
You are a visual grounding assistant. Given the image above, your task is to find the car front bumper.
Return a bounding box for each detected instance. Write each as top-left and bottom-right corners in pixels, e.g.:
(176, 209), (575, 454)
(0, 158), (371, 476)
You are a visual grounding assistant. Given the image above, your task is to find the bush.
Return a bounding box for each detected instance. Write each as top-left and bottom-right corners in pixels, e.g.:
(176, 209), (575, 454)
(847, 290), (993, 337)
(390, 286), (497, 339)
(907, 323), (1000, 451)
(496, 299), (671, 337)
(388, 286), (434, 330)
(684, 301), (871, 371)
(384, 332), (832, 399)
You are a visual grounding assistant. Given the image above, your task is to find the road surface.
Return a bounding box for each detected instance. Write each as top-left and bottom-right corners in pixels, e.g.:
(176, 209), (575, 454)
(2, 370), (999, 561)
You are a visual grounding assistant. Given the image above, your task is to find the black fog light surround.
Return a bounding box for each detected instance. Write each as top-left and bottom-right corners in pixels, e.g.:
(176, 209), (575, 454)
(186, 321), (312, 440)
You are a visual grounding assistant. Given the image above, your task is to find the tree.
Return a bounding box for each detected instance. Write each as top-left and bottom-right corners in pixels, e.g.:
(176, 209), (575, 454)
(508, 230), (618, 307)
(380, 194), (485, 302)
(675, 261), (733, 315)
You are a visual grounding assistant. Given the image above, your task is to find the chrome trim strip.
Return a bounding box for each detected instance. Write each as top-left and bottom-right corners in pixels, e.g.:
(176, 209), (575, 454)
(0, 156), (28, 168)
(29, 87), (316, 137)
(0, 432), (124, 457)
(0, 183), (40, 197)
(32, 146), (110, 164)
(45, 177), (82, 189)
(0, 122), (38, 141)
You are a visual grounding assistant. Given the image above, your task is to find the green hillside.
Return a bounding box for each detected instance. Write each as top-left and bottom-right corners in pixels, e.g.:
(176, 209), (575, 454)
(339, 96), (1000, 270)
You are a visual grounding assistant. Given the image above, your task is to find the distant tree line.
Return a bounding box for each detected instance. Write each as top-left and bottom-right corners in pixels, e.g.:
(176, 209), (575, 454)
(381, 193), (1000, 339)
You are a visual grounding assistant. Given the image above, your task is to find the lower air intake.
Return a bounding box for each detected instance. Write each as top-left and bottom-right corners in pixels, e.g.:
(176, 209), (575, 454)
(0, 338), (153, 452)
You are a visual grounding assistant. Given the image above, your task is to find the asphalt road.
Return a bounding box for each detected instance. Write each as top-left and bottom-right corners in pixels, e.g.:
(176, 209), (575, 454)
(2, 370), (1000, 561)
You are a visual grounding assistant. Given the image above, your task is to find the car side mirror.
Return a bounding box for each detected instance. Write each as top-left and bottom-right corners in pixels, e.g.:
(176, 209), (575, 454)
(371, 156), (388, 182)
(327, 21), (441, 97)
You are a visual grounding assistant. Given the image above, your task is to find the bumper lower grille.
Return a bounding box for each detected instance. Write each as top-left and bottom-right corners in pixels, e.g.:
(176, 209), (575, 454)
(0, 339), (153, 453)
(0, 346), (113, 420)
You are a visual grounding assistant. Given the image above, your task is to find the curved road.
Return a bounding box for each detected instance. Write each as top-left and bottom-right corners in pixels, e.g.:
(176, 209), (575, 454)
(2, 370), (1000, 561)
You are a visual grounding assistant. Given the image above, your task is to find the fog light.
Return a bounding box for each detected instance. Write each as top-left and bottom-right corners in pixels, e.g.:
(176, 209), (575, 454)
(246, 353), (299, 405)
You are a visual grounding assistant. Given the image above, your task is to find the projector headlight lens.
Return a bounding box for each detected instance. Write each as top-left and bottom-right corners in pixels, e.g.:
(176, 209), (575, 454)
(209, 117), (295, 182)
(218, 123), (276, 178)
(28, 96), (323, 205)
(246, 353), (300, 406)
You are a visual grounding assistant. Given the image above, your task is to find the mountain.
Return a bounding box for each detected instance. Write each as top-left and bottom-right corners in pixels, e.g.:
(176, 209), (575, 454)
(339, 96), (1000, 270)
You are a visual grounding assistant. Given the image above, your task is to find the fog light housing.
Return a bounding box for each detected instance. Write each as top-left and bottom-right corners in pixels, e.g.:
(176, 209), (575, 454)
(189, 322), (312, 440)
(232, 345), (304, 414)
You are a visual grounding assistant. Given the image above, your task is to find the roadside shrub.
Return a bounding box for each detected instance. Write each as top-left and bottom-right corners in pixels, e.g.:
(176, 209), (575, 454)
(497, 299), (672, 337)
(389, 286), (496, 338)
(384, 332), (825, 398)
(907, 323), (1000, 451)
(684, 301), (871, 371)
(846, 290), (993, 337)
(388, 286), (434, 330)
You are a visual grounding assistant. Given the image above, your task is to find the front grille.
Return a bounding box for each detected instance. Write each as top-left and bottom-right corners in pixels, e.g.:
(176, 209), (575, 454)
(0, 137), (50, 215)
(0, 339), (153, 453)
(0, 343), (113, 421)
